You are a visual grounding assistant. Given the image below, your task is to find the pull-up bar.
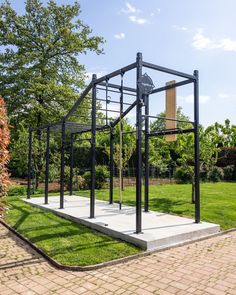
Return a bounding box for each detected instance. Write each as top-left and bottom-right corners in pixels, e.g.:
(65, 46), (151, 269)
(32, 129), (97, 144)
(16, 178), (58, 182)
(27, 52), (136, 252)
(142, 114), (194, 125)
(98, 82), (136, 94)
(148, 128), (195, 137)
(143, 61), (196, 81)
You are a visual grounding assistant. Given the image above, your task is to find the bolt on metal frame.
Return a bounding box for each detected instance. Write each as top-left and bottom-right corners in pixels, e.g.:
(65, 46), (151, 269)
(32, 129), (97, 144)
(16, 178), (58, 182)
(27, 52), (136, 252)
(27, 52), (200, 234)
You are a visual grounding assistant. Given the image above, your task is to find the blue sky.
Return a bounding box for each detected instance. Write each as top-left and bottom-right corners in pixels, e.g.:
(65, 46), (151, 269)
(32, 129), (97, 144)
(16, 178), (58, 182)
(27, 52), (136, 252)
(2, 0), (236, 127)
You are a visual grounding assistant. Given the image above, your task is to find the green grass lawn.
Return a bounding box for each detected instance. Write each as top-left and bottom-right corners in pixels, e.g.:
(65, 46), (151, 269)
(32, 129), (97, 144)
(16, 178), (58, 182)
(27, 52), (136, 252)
(4, 196), (141, 266)
(74, 182), (236, 230)
(4, 182), (236, 266)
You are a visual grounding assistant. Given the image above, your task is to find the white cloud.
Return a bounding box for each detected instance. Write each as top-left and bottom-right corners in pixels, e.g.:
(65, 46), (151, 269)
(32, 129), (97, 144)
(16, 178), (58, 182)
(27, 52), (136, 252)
(179, 94), (210, 104)
(192, 29), (236, 52)
(220, 38), (236, 51)
(125, 2), (136, 13)
(192, 30), (219, 50)
(218, 93), (230, 99)
(114, 32), (125, 40)
(129, 15), (148, 25)
(122, 2), (140, 14)
(121, 2), (148, 25)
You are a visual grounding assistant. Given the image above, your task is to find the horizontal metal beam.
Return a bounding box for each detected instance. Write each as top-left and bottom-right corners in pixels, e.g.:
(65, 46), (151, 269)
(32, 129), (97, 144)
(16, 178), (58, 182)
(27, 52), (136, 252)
(111, 100), (137, 128)
(98, 82), (137, 94)
(98, 108), (121, 114)
(96, 97), (132, 106)
(30, 121), (62, 132)
(148, 128), (195, 137)
(142, 115), (194, 125)
(94, 62), (137, 85)
(151, 79), (193, 94)
(143, 61), (196, 81)
(71, 125), (105, 135)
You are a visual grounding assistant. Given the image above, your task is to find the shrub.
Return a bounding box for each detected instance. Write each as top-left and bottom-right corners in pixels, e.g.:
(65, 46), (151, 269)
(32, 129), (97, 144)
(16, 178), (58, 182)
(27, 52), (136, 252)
(0, 96), (10, 215)
(223, 165), (236, 181)
(8, 185), (27, 196)
(73, 175), (86, 190)
(207, 166), (224, 182)
(173, 166), (192, 184)
(83, 165), (109, 189)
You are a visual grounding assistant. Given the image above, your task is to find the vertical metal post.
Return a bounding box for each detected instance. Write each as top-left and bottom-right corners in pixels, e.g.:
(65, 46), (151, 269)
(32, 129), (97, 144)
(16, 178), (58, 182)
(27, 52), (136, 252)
(109, 127), (114, 204)
(194, 70), (200, 223)
(120, 74), (124, 192)
(144, 94), (149, 212)
(44, 126), (50, 204)
(69, 133), (74, 196)
(60, 121), (66, 209)
(90, 74), (97, 218)
(27, 129), (32, 199)
(136, 52), (143, 233)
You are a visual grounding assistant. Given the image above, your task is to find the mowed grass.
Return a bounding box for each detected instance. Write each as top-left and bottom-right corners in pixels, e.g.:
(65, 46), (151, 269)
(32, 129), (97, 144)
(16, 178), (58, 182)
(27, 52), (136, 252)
(74, 182), (236, 230)
(4, 196), (141, 266)
(5, 182), (236, 266)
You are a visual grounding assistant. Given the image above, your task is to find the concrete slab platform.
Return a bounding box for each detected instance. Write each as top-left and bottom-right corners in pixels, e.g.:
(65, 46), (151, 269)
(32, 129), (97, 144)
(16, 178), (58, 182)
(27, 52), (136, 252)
(24, 196), (220, 251)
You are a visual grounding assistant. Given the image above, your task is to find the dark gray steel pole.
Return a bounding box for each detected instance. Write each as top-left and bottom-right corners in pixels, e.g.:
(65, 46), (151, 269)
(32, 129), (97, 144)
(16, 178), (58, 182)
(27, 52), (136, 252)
(120, 74), (124, 192)
(90, 74), (97, 218)
(69, 133), (74, 196)
(136, 52), (143, 233)
(144, 94), (149, 212)
(60, 121), (66, 209)
(109, 127), (114, 204)
(44, 126), (50, 204)
(194, 70), (200, 223)
(27, 129), (32, 199)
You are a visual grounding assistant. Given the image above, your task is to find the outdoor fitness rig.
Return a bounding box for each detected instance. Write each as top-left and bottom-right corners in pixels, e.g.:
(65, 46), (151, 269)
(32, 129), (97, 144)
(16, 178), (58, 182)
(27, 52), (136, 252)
(27, 52), (200, 234)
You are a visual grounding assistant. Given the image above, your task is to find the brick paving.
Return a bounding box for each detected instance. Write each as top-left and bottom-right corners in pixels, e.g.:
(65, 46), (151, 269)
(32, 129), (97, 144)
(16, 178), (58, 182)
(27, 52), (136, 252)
(1, 224), (236, 295)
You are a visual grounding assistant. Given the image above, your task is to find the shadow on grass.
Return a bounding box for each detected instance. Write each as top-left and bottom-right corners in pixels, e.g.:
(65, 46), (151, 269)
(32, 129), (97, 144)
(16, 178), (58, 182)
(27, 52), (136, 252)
(7, 199), (138, 261)
(9, 201), (71, 230)
(148, 197), (188, 214)
(8, 202), (31, 230)
(45, 238), (123, 258)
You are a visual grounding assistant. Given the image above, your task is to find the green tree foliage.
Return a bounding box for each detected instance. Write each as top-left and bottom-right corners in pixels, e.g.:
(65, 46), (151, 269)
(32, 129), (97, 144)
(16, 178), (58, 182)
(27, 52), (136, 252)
(205, 119), (236, 148)
(150, 107), (191, 131)
(0, 0), (104, 130)
(99, 119), (136, 173)
(148, 107), (192, 173)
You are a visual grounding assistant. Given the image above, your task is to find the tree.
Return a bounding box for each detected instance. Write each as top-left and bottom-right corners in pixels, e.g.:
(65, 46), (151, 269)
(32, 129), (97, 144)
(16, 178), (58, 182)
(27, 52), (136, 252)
(101, 119), (136, 189)
(150, 106), (191, 131)
(205, 119), (236, 148)
(0, 96), (10, 215)
(175, 127), (218, 203)
(149, 107), (192, 176)
(0, 0), (104, 130)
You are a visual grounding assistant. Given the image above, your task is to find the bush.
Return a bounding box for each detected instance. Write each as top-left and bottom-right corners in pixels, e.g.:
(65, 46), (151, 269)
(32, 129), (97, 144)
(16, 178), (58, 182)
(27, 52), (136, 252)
(73, 175), (86, 190)
(0, 96), (10, 215)
(8, 185), (27, 196)
(83, 165), (109, 189)
(223, 165), (236, 181)
(207, 166), (224, 182)
(173, 166), (192, 184)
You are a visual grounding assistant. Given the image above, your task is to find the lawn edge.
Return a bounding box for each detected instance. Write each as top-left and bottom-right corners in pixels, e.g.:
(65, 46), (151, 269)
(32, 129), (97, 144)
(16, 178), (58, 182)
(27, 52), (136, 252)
(1, 218), (236, 271)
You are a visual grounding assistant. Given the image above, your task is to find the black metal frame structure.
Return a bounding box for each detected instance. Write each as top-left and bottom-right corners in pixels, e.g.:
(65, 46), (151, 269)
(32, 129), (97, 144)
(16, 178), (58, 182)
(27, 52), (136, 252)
(27, 52), (200, 234)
